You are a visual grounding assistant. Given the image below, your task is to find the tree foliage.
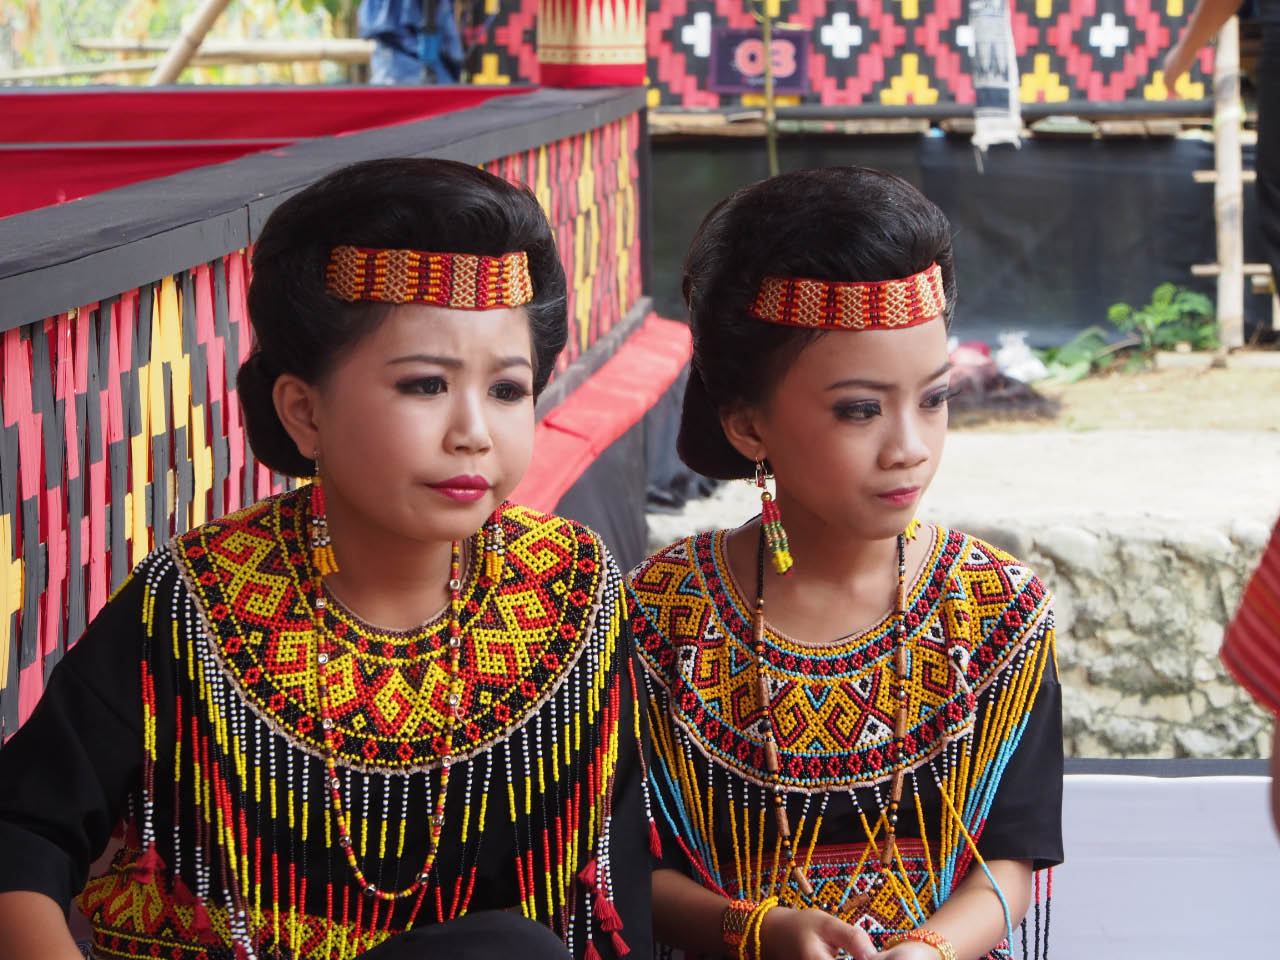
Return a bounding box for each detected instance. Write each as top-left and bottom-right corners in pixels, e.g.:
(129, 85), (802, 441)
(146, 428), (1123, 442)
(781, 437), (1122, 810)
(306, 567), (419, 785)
(1, 0), (351, 82)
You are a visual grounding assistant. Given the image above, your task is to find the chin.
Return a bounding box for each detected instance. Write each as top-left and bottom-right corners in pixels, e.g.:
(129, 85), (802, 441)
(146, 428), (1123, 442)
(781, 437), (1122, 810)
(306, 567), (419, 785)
(840, 516), (909, 542)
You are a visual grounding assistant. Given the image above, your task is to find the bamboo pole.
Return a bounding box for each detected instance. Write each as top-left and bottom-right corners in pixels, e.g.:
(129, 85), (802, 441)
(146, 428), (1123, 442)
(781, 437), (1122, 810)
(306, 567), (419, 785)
(77, 38), (374, 64)
(147, 0), (235, 85)
(760, 0), (779, 177)
(1214, 16), (1245, 352)
(0, 59), (162, 81)
(1, 42), (375, 83)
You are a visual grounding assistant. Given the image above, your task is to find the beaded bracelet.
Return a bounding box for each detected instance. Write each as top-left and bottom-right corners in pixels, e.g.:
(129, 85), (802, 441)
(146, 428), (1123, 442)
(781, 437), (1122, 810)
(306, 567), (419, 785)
(737, 896), (778, 960)
(884, 929), (957, 960)
(722, 898), (759, 950)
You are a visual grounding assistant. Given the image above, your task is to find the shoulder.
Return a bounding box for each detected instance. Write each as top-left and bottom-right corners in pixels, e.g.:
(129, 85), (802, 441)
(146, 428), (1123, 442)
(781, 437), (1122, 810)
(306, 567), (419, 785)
(626, 532), (701, 587)
(933, 525), (1053, 616)
(1221, 518), (1280, 714)
(927, 527), (1054, 686)
(626, 531), (727, 679)
(170, 488), (298, 562)
(500, 501), (601, 545)
(498, 501), (616, 577)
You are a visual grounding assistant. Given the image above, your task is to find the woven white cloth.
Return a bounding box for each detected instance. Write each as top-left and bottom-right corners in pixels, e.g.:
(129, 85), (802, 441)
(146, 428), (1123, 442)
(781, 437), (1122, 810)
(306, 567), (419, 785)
(970, 0), (1022, 150)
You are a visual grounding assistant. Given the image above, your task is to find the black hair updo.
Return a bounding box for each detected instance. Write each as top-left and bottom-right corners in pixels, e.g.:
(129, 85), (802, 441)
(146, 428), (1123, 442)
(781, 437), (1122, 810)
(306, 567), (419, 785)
(240, 157), (567, 477)
(677, 165), (956, 480)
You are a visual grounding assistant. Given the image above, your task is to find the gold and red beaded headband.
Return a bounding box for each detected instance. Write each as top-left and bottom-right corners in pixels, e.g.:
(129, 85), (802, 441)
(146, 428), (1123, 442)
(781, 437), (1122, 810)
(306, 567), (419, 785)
(748, 262), (946, 331)
(324, 245), (534, 309)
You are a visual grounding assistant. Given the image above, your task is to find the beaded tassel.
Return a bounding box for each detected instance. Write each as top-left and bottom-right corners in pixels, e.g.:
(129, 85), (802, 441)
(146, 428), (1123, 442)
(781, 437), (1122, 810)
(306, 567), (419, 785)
(310, 474), (339, 577)
(880, 534), (909, 870)
(755, 462), (792, 576)
(311, 541), (464, 902)
(484, 511), (505, 581)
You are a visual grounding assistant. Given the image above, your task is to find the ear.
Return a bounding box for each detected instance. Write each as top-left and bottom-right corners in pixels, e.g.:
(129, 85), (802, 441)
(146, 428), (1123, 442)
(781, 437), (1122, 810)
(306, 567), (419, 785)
(273, 373), (322, 465)
(719, 405), (768, 465)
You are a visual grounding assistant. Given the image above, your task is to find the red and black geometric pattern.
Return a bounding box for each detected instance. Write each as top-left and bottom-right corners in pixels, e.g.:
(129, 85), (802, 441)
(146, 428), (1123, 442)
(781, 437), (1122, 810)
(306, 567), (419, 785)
(466, 0), (1213, 106)
(629, 526), (1050, 791)
(175, 491), (603, 771)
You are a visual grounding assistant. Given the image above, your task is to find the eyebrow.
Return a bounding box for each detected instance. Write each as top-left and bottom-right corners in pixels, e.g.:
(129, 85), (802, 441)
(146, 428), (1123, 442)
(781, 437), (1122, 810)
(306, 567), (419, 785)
(387, 354), (532, 371)
(825, 361), (954, 392)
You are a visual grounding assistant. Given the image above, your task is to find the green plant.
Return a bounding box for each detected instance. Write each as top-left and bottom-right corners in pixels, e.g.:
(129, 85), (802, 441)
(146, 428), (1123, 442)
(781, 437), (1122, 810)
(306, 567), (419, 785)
(1037, 325), (1112, 383)
(1107, 283), (1218, 369)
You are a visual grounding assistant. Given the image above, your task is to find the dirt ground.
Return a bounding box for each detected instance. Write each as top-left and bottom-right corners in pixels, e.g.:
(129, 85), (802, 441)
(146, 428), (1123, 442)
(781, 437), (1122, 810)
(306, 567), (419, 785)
(957, 354), (1280, 434)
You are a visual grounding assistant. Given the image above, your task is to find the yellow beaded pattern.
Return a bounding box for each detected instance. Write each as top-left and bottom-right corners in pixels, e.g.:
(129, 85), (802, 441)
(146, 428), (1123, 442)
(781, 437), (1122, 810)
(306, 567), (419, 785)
(631, 526), (1055, 940)
(80, 489), (641, 960)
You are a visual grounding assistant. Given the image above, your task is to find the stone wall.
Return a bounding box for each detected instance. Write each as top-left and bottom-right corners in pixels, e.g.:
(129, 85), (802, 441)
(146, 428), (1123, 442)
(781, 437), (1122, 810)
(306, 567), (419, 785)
(920, 516), (1274, 759)
(647, 479), (1277, 760)
(647, 425), (1280, 760)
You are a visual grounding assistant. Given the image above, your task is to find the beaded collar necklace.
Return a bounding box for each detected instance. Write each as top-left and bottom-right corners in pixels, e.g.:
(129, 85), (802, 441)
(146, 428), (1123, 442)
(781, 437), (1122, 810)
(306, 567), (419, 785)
(305, 538), (466, 903)
(750, 527), (910, 919)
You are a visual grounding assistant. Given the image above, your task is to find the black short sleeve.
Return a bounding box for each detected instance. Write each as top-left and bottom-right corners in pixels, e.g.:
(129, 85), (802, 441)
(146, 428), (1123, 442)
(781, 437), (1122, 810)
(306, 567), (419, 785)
(975, 632), (1064, 872)
(0, 574), (147, 912)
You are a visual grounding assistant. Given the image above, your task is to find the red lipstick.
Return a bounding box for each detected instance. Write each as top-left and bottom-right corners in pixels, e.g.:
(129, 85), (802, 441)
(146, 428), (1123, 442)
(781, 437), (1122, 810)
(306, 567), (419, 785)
(428, 475), (490, 503)
(877, 486), (920, 507)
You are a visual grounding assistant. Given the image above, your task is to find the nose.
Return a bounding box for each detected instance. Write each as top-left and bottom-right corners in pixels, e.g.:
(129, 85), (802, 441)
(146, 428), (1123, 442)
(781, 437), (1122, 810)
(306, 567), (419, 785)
(444, 388), (493, 455)
(879, 407), (931, 472)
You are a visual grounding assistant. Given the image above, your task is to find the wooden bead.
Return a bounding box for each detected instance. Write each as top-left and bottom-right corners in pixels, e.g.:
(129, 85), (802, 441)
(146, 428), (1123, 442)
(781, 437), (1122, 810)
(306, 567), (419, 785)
(764, 739), (780, 773)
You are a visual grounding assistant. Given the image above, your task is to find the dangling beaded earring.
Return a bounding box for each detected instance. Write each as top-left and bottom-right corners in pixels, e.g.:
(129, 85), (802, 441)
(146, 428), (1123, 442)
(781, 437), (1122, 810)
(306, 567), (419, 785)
(904, 517), (920, 541)
(310, 456), (339, 576)
(484, 509), (505, 581)
(756, 460), (793, 576)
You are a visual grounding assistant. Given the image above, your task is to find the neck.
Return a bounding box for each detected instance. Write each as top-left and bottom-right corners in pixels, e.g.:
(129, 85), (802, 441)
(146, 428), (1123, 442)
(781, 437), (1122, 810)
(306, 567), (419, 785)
(767, 489), (900, 592)
(318, 487), (462, 632)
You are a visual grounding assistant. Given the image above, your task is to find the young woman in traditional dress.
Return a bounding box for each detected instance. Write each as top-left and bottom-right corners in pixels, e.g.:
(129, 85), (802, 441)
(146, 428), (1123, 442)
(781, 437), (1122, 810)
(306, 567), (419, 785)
(628, 167), (1062, 960)
(0, 158), (650, 960)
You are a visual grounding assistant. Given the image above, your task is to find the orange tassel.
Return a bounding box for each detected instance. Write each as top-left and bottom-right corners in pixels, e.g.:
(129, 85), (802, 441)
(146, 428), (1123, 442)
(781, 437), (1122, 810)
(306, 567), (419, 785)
(760, 494), (793, 575)
(484, 514), (504, 580)
(310, 477), (339, 576)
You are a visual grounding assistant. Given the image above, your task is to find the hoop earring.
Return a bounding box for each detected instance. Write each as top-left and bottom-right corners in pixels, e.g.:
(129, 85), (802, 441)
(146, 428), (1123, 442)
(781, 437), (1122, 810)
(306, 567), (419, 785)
(310, 458), (339, 577)
(756, 460), (793, 576)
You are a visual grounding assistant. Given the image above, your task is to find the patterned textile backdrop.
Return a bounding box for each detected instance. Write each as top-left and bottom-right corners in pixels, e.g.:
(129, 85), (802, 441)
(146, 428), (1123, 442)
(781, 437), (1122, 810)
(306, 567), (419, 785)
(466, 0), (1214, 106)
(0, 114), (642, 739)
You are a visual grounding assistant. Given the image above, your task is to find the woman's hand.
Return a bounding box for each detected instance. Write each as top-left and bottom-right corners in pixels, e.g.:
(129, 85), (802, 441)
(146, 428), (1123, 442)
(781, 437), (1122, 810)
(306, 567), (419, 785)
(873, 943), (945, 960)
(758, 905), (876, 960)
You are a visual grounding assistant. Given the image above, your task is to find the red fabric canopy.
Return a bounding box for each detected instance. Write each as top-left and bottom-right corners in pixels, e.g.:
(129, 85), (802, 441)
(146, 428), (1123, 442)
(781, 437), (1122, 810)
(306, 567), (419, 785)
(0, 86), (528, 220)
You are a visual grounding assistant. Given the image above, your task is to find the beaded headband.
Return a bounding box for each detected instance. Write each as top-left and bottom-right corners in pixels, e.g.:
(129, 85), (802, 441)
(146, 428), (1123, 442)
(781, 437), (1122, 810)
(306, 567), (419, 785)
(748, 262), (946, 331)
(324, 245), (534, 309)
